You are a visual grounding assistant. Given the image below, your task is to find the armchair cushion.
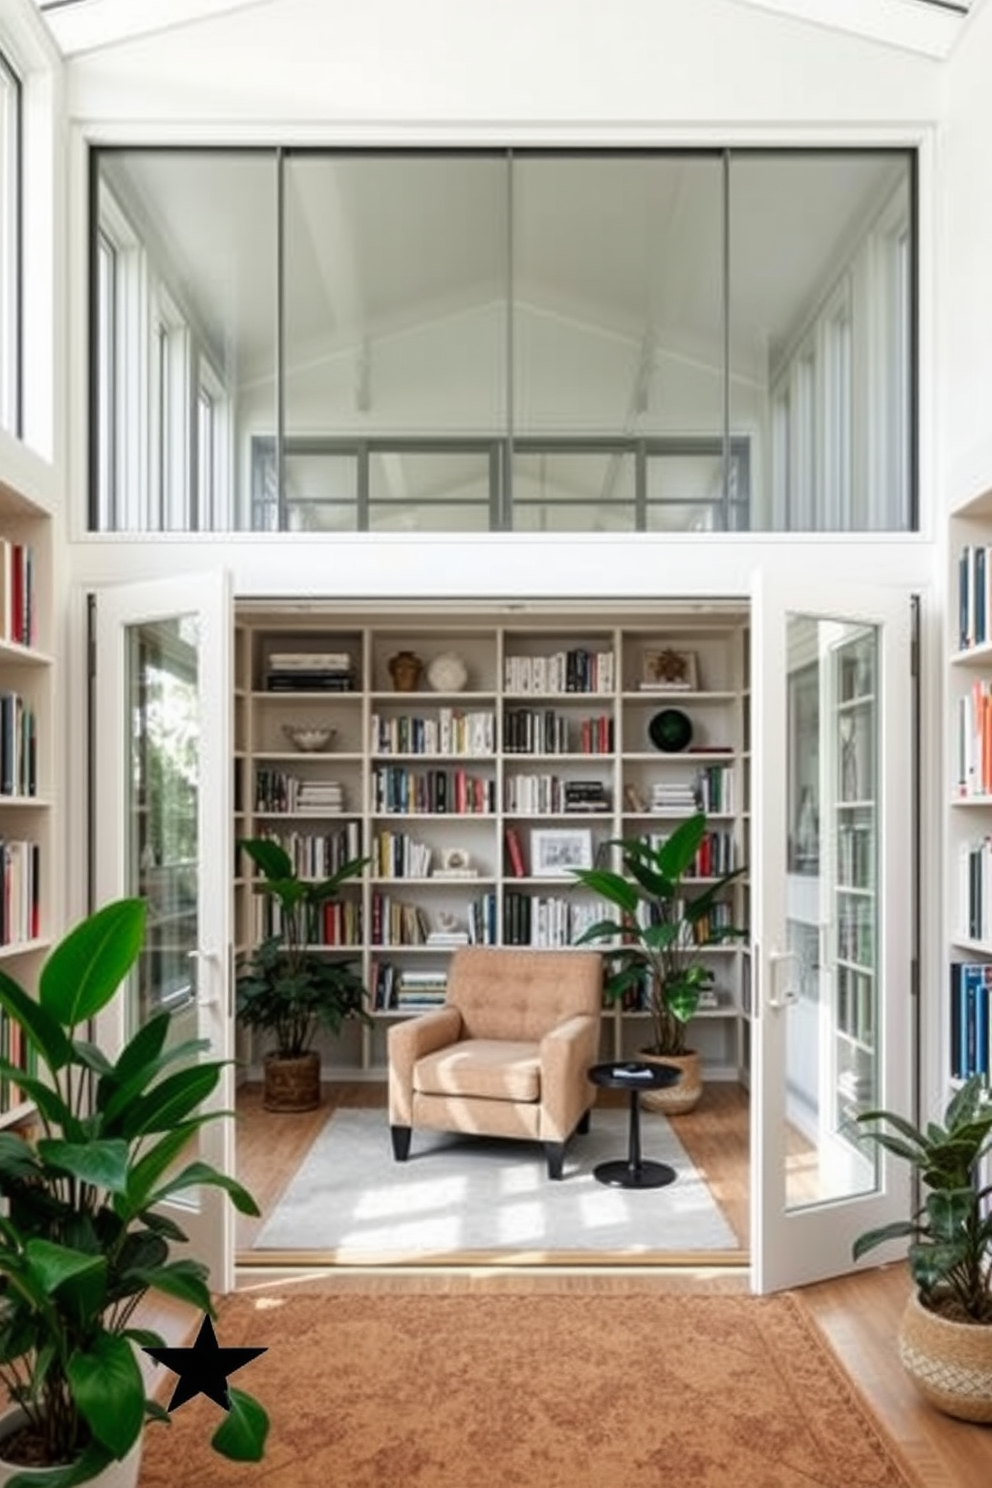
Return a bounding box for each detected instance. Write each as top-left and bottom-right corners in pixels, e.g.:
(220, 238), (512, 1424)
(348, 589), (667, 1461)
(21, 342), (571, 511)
(415, 1039), (541, 1103)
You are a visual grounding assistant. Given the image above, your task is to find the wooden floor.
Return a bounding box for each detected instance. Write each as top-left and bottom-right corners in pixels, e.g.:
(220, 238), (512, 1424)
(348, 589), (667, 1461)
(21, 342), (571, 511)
(221, 1080), (992, 1487)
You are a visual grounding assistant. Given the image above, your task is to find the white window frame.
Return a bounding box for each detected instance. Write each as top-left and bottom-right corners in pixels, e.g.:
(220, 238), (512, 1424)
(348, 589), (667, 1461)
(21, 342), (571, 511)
(97, 183), (148, 531)
(148, 279), (190, 531)
(0, 48), (20, 438)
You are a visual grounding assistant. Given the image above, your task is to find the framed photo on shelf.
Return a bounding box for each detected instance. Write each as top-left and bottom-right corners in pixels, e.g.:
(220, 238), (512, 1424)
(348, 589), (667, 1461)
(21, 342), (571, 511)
(530, 827), (594, 877)
(640, 647), (699, 691)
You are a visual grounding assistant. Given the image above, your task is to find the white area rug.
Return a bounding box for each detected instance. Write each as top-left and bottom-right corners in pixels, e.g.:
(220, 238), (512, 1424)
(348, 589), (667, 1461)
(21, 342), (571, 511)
(253, 1106), (740, 1258)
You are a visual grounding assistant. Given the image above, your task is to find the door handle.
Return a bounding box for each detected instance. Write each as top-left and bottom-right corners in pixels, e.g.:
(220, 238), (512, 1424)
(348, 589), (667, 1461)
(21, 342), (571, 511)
(188, 947), (222, 1006)
(766, 947), (799, 1011)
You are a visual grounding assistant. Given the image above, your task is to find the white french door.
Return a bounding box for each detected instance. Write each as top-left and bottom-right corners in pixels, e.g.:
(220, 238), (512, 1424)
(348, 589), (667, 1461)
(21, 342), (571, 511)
(92, 571), (235, 1293)
(750, 573), (914, 1293)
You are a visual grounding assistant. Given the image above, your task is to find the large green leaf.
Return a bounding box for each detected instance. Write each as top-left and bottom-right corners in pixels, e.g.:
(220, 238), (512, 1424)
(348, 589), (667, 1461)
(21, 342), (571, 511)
(66, 1329), (145, 1458)
(0, 1064), (81, 1135)
(851, 1218), (915, 1261)
(35, 1139), (130, 1194)
(239, 837), (294, 880)
(144, 1159), (261, 1217)
(128, 1257), (214, 1312)
(119, 1117), (215, 1214)
(569, 869), (639, 916)
(100, 1035), (212, 1129)
(0, 1132), (40, 1181)
(0, 966), (72, 1072)
(23, 1238), (105, 1296)
(119, 1062), (222, 1138)
(212, 1386), (270, 1462)
(652, 813), (707, 880)
(39, 898), (147, 1029)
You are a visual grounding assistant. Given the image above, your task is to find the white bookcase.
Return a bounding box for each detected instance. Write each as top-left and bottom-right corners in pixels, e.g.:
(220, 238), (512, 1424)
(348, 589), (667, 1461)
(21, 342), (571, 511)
(0, 470), (54, 1129)
(233, 604), (751, 1083)
(947, 484), (992, 1092)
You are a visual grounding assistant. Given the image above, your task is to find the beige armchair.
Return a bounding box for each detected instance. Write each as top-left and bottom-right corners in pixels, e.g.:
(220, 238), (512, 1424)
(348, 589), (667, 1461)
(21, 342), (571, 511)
(387, 946), (604, 1179)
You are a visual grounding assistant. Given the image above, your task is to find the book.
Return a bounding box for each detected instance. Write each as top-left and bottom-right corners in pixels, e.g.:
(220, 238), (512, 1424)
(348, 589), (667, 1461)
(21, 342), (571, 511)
(505, 827), (526, 877)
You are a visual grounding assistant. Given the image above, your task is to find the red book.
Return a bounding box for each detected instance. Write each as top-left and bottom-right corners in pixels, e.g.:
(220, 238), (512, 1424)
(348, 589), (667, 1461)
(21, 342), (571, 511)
(505, 827), (526, 878)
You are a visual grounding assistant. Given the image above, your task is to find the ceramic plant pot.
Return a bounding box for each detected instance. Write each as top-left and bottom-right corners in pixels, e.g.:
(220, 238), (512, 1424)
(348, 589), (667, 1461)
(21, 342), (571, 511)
(898, 1289), (992, 1423)
(636, 1049), (703, 1116)
(0, 1409), (142, 1488)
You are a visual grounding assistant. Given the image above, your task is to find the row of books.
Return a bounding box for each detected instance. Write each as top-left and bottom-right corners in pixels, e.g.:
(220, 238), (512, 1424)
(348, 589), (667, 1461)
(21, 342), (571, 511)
(369, 962), (449, 1011)
(950, 962), (992, 1078)
(837, 823), (873, 889)
(253, 896), (362, 947)
(0, 691), (37, 798)
(504, 773), (610, 815)
(954, 679), (992, 798)
(370, 709), (496, 757)
(370, 766), (496, 816)
(956, 544), (992, 651)
(503, 893), (602, 948)
(837, 967), (874, 1046)
(956, 837), (992, 944)
(372, 830), (434, 879)
(251, 824), (363, 878)
(0, 1012), (30, 1111)
(503, 650), (615, 695)
(635, 829), (737, 878)
(0, 840), (40, 947)
(265, 651), (355, 692)
(254, 769), (347, 815)
(503, 708), (614, 755)
(0, 540), (35, 649)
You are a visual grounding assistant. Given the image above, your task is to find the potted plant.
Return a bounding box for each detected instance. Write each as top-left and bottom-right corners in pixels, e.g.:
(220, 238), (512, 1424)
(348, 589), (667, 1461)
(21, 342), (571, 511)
(571, 811), (746, 1114)
(236, 838), (370, 1112)
(0, 896), (268, 1488)
(852, 1073), (992, 1422)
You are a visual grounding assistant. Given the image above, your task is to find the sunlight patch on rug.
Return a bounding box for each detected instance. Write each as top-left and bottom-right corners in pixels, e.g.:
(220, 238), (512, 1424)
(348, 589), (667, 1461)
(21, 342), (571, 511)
(252, 1105), (739, 1256)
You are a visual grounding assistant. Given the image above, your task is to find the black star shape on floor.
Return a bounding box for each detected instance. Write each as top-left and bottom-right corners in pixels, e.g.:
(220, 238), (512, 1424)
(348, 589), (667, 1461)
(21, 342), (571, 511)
(144, 1313), (267, 1412)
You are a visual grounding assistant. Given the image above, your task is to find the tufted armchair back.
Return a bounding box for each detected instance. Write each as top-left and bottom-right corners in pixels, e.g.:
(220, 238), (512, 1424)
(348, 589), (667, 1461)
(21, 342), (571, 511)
(445, 946), (603, 1042)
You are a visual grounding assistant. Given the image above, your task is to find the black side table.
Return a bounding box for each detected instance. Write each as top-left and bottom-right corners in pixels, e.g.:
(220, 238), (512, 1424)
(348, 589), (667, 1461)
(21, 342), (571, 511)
(587, 1060), (682, 1189)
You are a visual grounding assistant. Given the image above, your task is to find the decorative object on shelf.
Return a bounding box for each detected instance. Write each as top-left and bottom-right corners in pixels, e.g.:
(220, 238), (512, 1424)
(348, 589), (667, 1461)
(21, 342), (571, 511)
(640, 647), (698, 691)
(648, 707), (693, 753)
(432, 846), (477, 879)
(236, 838), (371, 1111)
(0, 898), (267, 1487)
(531, 827), (594, 878)
(388, 650), (424, 692)
(571, 810), (746, 1114)
(852, 1074), (992, 1421)
(426, 651), (469, 693)
(282, 724), (336, 753)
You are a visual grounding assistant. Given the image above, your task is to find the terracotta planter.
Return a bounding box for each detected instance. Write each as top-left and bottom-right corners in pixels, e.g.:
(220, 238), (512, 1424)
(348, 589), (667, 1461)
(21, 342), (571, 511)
(263, 1049), (321, 1112)
(636, 1049), (703, 1116)
(898, 1290), (992, 1423)
(0, 1408), (141, 1488)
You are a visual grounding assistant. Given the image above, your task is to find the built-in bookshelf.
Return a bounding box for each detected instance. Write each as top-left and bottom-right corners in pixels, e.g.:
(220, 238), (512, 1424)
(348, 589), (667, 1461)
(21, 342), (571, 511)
(948, 490), (992, 1091)
(233, 605), (751, 1082)
(0, 470), (53, 1129)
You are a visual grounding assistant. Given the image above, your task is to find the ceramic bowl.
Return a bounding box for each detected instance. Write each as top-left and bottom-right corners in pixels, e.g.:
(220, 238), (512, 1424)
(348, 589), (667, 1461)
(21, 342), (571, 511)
(283, 724), (336, 753)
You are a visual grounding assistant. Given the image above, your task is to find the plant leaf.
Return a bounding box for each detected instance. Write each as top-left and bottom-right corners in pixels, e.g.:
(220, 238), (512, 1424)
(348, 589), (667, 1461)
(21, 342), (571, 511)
(36, 1138), (130, 1194)
(143, 1159), (261, 1217)
(66, 1329), (145, 1458)
(5, 1439), (115, 1488)
(212, 1386), (270, 1462)
(0, 966), (73, 1072)
(39, 898), (147, 1028)
(121, 1062), (222, 1138)
(128, 1258), (214, 1312)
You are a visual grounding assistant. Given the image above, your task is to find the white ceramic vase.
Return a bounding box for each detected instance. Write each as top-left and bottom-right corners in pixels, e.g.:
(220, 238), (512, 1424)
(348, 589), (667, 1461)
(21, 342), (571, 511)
(0, 1409), (142, 1488)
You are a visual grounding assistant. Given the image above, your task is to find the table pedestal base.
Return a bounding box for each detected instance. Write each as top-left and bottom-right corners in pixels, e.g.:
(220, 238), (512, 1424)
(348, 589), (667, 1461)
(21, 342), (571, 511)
(593, 1158), (676, 1190)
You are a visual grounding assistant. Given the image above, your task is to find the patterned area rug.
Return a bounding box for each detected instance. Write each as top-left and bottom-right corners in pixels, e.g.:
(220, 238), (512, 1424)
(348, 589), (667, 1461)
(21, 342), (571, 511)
(138, 1291), (923, 1488)
(251, 1105), (740, 1258)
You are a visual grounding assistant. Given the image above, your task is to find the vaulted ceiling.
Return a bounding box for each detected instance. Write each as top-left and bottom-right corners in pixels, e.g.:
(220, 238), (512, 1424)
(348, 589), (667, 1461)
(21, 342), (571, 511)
(31, 0), (981, 61)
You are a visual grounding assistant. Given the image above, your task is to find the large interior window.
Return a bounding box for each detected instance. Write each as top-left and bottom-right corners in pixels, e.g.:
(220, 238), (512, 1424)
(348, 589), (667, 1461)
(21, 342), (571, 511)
(91, 148), (917, 535)
(0, 49), (21, 439)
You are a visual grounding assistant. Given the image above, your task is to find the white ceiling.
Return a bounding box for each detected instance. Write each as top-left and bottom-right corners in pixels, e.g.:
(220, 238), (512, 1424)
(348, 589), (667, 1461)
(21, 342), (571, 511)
(32, 0), (980, 60)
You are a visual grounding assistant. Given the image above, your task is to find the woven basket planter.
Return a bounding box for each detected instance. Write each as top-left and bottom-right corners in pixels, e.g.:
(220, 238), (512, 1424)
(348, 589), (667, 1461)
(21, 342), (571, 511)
(263, 1050), (322, 1112)
(898, 1290), (992, 1422)
(636, 1049), (703, 1116)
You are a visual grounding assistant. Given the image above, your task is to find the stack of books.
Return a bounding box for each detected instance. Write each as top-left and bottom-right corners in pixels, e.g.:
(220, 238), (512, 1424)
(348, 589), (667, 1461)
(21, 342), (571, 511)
(563, 780), (610, 812)
(395, 969), (449, 1008)
(649, 782), (699, 815)
(295, 779), (345, 814)
(266, 651), (355, 691)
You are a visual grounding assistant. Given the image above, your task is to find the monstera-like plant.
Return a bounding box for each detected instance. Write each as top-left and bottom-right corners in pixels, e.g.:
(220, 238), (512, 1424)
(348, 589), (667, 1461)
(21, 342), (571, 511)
(0, 897), (268, 1488)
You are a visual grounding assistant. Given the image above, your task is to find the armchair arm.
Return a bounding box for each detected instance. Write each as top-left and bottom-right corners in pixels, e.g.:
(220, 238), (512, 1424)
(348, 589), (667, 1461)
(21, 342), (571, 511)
(539, 1012), (601, 1143)
(387, 1005), (464, 1125)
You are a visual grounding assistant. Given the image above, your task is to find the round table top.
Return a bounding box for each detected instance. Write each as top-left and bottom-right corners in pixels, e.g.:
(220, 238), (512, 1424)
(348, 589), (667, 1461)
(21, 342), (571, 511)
(587, 1059), (681, 1092)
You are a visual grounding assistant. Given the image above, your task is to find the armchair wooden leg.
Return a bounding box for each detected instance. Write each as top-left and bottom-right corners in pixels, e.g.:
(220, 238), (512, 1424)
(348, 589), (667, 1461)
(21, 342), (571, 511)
(545, 1141), (566, 1180)
(577, 1108), (591, 1136)
(391, 1124), (412, 1162)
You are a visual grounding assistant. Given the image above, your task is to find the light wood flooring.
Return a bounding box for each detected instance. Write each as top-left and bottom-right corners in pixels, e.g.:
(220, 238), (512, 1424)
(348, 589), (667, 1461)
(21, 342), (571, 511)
(218, 1080), (992, 1487)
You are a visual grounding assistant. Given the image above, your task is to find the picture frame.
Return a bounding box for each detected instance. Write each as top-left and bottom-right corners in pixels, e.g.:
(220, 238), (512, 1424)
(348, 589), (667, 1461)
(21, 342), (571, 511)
(640, 647), (699, 691)
(530, 827), (594, 877)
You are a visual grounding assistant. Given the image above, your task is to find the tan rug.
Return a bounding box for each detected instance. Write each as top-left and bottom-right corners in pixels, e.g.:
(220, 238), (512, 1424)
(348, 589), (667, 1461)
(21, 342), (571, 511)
(138, 1290), (922, 1488)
